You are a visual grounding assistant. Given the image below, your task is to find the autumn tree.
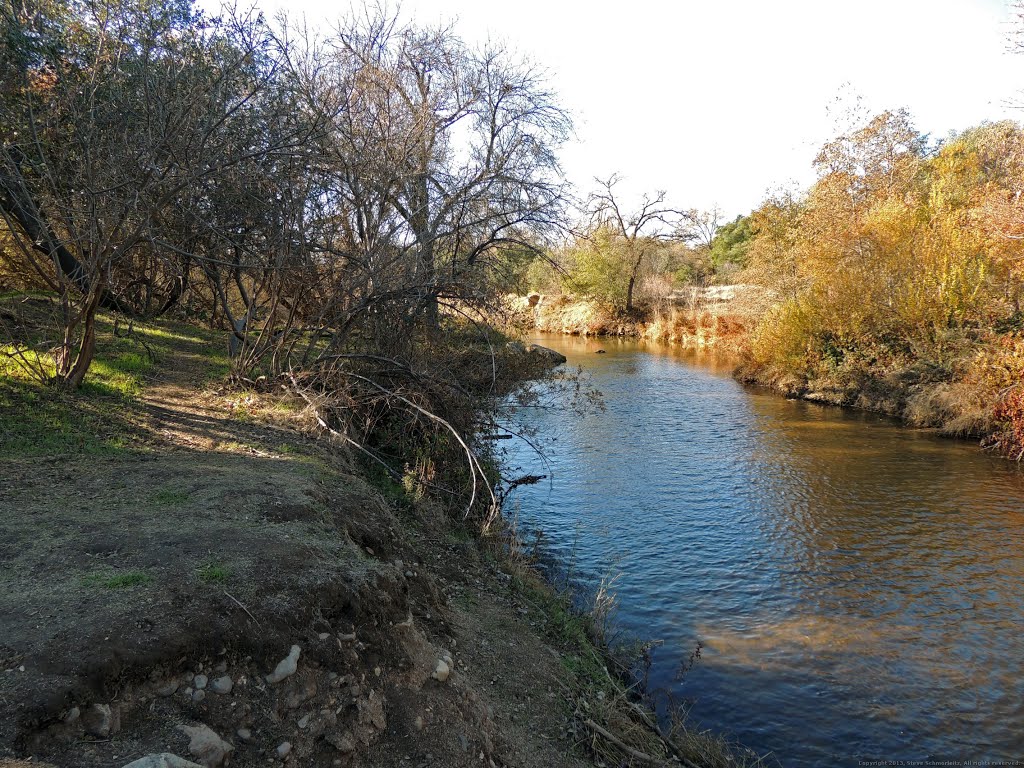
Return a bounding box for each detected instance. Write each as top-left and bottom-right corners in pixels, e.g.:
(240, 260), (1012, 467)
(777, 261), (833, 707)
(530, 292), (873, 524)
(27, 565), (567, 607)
(743, 110), (1024, 388)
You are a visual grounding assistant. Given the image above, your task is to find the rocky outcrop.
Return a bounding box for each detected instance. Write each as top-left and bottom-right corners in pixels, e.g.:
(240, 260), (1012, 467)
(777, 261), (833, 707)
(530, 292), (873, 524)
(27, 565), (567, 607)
(524, 343), (566, 365)
(505, 341), (566, 368)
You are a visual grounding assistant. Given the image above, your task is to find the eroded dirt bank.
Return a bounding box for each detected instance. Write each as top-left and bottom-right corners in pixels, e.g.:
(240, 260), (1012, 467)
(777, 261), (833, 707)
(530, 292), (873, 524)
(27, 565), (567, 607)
(0, 333), (602, 768)
(1, 314), (766, 768)
(504, 294), (750, 355)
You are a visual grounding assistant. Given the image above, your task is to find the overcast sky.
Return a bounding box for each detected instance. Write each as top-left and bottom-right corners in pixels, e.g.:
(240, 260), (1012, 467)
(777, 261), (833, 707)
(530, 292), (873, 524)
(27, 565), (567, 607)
(263, 0), (1024, 217)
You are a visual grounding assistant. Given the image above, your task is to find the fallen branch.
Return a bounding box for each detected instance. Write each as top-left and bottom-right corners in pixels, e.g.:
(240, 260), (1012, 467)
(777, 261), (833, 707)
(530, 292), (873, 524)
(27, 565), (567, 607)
(583, 718), (671, 767)
(337, 369), (498, 520)
(289, 373), (403, 482)
(224, 590), (260, 626)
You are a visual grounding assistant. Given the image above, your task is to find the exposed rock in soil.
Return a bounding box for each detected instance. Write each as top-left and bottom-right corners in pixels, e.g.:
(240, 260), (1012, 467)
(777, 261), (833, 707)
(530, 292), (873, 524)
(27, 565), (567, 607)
(266, 646), (301, 684)
(432, 659), (451, 683)
(210, 676), (233, 695)
(177, 724), (233, 768)
(81, 704), (116, 738)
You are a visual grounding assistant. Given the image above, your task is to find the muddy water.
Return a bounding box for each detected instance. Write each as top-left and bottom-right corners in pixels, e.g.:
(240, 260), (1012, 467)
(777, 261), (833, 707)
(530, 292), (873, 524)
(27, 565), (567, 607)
(505, 333), (1024, 767)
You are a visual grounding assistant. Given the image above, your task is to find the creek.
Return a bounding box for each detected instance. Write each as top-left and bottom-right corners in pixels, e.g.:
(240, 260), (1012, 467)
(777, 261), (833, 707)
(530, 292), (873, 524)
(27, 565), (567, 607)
(505, 332), (1024, 767)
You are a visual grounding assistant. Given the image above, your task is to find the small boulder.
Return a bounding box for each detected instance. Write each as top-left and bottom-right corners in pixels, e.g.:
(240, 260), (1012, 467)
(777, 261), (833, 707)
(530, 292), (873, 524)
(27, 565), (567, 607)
(82, 703), (115, 738)
(178, 723), (233, 768)
(193, 674), (208, 690)
(236, 728), (252, 742)
(156, 679), (180, 697)
(276, 741), (292, 759)
(210, 676), (233, 695)
(266, 645), (301, 684)
(431, 659), (450, 683)
(525, 343), (567, 365)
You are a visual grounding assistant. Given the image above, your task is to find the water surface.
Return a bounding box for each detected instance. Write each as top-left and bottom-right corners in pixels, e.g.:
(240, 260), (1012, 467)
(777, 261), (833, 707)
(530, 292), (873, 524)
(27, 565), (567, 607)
(505, 333), (1024, 767)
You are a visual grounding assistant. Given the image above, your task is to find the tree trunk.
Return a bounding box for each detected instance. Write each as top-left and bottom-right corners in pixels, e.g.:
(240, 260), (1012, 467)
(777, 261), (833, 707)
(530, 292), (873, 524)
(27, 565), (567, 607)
(410, 173), (438, 329)
(56, 289), (103, 390)
(0, 158), (128, 314)
(63, 310), (98, 389)
(625, 247), (645, 314)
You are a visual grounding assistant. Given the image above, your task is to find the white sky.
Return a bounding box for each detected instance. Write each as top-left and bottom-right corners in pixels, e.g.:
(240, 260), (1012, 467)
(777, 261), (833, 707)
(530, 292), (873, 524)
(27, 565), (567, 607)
(263, 0), (1024, 217)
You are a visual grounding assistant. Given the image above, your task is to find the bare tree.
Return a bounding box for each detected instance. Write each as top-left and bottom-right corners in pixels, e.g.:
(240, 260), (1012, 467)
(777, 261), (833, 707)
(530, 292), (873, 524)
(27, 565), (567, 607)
(681, 206), (722, 251)
(328, 12), (572, 327)
(586, 175), (685, 313)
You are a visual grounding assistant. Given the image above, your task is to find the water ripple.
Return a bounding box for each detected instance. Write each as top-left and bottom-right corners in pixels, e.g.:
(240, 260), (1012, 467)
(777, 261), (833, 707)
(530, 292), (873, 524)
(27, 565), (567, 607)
(506, 334), (1024, 767)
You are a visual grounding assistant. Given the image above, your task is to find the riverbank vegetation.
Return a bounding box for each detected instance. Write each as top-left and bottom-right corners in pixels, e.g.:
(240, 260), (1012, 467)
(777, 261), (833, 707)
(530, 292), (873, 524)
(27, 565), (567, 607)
(739, 113), (1024, 456)
(513, 110), (1024, 457)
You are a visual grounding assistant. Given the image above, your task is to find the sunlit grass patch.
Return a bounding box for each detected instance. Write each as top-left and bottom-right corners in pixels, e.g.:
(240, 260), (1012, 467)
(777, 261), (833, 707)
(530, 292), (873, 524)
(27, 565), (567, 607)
(135, 325), (210, 345)
(82, 353), (153, 398)
(0, 378), (136, 457)
(0, 345), (57, 381)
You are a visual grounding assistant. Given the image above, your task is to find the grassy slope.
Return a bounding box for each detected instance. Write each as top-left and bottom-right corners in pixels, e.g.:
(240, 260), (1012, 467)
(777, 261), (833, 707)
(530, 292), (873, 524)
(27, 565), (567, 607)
(1, 314), (230, 456)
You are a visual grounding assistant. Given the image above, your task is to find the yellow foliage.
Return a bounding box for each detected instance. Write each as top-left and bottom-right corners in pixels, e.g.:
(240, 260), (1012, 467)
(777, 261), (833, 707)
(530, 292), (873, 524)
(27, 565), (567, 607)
(748, 298), (818, 372)
(744, 114), (1024, 381)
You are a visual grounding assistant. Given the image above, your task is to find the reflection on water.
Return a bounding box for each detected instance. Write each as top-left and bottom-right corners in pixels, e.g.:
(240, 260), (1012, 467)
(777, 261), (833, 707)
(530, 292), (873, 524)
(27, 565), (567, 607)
(505, 333), (1024, 767)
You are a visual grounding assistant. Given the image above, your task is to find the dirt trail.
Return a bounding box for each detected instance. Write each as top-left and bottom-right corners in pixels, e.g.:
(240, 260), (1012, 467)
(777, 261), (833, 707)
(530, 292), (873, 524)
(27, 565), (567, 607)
(0, 343), (595, 767)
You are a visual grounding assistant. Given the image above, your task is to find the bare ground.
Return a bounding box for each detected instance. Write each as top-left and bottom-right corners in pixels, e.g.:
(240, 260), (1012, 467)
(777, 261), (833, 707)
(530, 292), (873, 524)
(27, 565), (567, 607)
(0, 336), (596, 768)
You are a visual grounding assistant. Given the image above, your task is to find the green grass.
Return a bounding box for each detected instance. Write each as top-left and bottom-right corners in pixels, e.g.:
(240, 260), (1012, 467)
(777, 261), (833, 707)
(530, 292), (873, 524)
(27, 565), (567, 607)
(82, 570), (153, 589)
(203, 359), (231, 383)
(359, 457), (416, 510)
(0, 378), (137, 457)
(1, 299), (233, 457)
(82, 350), (154, 397)
(0, 327), (150, 455)
(197, 563), (231, 584)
